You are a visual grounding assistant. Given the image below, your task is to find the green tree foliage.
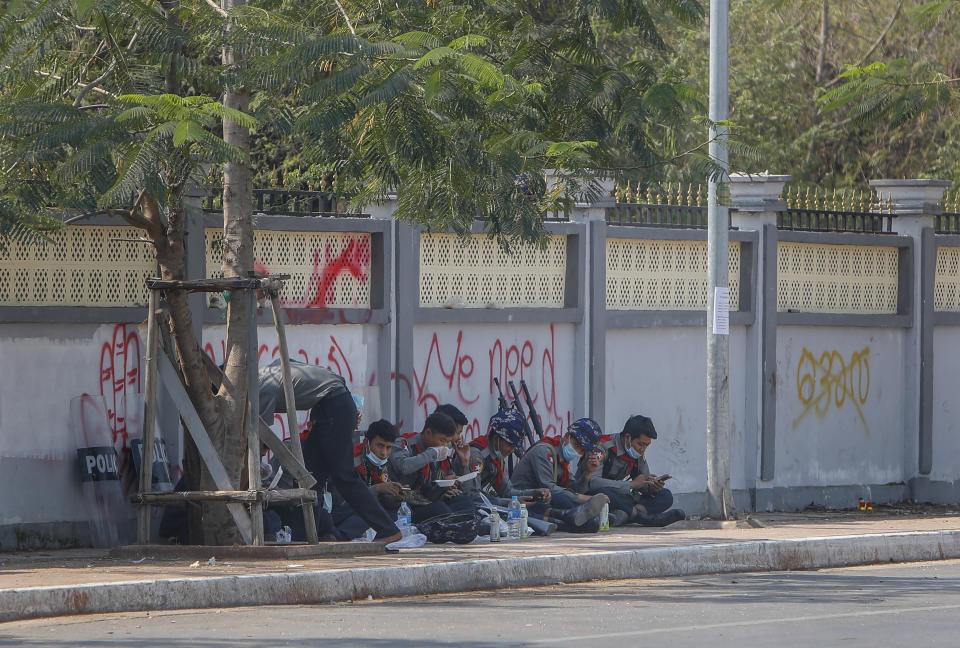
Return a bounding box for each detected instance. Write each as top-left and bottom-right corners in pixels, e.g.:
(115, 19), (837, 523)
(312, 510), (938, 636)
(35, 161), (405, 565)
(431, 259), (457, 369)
(664, 0), (960, 189)
(241, 0), (707, 238)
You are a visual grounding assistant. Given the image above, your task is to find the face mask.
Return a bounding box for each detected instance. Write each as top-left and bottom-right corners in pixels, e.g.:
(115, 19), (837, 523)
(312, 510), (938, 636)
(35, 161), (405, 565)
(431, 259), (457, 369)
(625, 445), (641, 460)
(561, 443), (580, 463)
(366, 451), (388, 467)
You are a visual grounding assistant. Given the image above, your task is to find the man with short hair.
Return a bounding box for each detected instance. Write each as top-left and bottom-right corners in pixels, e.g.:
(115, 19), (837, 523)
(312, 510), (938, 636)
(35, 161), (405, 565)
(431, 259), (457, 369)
(389, 411), (475, 523)
(258, 359), (402, 543)
(511, 418), (609, 532)
(581, 414), (685, 526)
(331, 419), (405, 539)
(433, 404), (473, 478)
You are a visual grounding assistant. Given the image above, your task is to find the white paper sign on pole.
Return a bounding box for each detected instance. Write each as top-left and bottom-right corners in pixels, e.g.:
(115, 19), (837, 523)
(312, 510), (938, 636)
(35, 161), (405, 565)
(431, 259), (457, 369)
(712, 287), (730, 335)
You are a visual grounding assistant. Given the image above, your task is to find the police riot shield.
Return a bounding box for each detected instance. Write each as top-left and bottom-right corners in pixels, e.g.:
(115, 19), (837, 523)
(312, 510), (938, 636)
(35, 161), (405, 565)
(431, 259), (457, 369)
(71, 394), (137, 547)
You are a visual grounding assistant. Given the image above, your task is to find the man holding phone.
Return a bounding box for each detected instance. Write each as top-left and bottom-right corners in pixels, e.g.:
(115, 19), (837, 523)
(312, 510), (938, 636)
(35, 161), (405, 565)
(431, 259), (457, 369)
(580, 414), (685, 527)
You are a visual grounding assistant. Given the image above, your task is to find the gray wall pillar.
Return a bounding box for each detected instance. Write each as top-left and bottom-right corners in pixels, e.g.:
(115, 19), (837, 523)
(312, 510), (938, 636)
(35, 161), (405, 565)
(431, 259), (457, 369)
(569, 190), (611, 426)
(871, 179), (950, 478)
(394, 222), (418, 431)
(368, 198), (398, 424)
(729, 173), (790, 504)
(588, 220), (607, 429)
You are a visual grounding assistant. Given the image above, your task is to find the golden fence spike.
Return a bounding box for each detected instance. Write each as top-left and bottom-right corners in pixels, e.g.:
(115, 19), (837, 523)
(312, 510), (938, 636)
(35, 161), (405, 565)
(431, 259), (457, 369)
(646, 185), (654, 204)
(687, 183), (694, 207)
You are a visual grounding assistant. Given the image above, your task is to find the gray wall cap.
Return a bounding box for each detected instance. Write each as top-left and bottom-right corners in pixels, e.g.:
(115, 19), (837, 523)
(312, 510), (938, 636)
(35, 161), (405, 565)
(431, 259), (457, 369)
(869, 179), (951, 216)
(728, 173), (792, 212)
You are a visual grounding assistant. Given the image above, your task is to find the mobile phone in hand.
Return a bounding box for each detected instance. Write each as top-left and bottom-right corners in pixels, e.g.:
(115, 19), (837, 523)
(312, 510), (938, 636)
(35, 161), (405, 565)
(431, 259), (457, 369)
(658, 474), (672, 482)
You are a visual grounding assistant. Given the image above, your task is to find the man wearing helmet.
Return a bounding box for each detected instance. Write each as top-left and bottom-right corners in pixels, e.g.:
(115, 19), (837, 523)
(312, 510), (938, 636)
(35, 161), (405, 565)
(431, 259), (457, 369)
(469, 409), (552, 503)
(511, 417), (610, 533)
(581, 414), (685, 527)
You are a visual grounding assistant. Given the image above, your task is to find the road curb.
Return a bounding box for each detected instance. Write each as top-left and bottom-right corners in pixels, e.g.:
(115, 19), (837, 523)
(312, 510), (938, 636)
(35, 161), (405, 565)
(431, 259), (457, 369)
(3, 530), (959, 623)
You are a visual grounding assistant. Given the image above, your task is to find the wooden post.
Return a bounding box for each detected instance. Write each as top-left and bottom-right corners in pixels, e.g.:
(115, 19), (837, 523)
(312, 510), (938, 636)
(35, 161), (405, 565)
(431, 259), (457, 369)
(246, 289), (264, 546)
(137, 289), (160, 544)
(269, 292), (319, 543)
(247, 402), (265, 545)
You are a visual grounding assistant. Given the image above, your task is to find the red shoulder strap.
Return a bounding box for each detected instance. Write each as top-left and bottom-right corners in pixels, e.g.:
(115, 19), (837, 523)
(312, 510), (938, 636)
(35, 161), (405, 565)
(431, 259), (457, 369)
(470, 436), (490, 450)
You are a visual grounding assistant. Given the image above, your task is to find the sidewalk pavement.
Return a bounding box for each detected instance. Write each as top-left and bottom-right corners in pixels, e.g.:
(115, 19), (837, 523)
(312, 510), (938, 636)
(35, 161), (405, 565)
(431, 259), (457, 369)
(2, 511), (960, 623)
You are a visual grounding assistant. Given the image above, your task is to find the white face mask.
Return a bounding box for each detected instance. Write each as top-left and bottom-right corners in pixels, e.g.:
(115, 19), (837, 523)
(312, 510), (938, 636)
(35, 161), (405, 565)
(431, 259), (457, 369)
(366, 451), (388, 467)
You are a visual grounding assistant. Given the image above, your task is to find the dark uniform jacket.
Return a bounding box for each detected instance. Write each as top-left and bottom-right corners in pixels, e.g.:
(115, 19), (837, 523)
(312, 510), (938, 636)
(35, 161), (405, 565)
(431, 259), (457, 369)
(388, 432), (453, 502)
(257, 359), (347, 421)
(511, 436), (580, 499)
(580, 433), (652, 495)
(331, 441), (394, 507)
(467, 436), (534, 499)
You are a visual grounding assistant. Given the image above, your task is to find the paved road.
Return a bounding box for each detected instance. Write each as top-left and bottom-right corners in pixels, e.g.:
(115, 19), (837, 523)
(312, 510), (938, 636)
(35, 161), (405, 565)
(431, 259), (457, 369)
(4, 560), (960, 647)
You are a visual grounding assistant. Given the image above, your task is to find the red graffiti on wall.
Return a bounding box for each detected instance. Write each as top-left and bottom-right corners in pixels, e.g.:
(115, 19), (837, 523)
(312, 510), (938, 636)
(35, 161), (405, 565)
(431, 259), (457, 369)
(249, 238), (371, 310)
(488, 325), (568, 438)
(412, 325), (571, 442)
(413, 331), (479, 420)
(98, 324), (142, 448)
(304, 239), (369, 308)
(204, 334), (359, 441)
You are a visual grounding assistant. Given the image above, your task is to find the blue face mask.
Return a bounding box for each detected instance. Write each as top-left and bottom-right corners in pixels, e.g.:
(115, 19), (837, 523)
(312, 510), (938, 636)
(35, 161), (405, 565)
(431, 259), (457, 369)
(366, 451), (388, 467)
(561, 443), (580, 463)
(625, 445), (641, 460)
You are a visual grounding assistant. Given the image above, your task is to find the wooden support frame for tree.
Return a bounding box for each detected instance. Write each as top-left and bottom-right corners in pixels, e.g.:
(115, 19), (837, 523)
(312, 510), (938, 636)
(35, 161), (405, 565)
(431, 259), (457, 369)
(135, 275), (320, 546)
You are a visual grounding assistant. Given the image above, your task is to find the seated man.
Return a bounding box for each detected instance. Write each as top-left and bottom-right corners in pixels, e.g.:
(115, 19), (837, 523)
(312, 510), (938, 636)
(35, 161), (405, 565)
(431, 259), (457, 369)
(582, 414), (685, 526)
(433, 404), (473, 480)
(469, 409), (551, 505)
(258, 359), (402, 543)
(389, 411), (475, 523)
(511, 418), (608, 532)
(331, 419), (405, 539)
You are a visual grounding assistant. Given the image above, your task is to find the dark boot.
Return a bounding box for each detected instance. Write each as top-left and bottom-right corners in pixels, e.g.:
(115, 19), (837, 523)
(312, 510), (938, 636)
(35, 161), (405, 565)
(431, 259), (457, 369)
(609, 509), (630, 527)
(552, 510), (603, 533)
(633, 508), (686, 527)
(556, 494), (607, 528)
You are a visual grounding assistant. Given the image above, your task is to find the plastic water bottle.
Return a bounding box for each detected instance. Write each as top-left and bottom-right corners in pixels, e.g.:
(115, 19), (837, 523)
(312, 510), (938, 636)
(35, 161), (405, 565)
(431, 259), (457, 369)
(397, 501), (412, 537)
(489, 509), (501, 542)
(519, 503), (529, 538)
(507, 496), (523, 539)
(599, 501), (610, 532)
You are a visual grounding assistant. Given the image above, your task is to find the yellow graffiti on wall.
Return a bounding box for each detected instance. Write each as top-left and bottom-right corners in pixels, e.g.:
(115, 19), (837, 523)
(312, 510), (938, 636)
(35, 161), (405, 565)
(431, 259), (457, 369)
(793, 346), (871, 432)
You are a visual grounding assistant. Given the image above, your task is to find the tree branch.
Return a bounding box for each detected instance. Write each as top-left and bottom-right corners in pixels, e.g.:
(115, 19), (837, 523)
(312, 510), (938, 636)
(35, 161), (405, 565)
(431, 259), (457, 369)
(116, 190), (166, 241)
(825, 0), (903, 90)
(332, 0), (356, 35)
(73, 31), (139, 107)
(205, 0), (229, 17)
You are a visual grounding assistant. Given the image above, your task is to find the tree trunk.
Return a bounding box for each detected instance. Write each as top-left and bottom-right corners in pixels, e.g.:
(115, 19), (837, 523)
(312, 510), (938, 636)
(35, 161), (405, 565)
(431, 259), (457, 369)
(208, 0), (254, 545)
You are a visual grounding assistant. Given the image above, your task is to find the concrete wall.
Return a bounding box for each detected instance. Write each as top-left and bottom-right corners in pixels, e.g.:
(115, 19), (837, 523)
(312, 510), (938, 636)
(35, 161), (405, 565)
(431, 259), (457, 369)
(604, 326), (749, 497)
(3, 201), (960, 547)
(408, 323), (575, 440)
(0, 322), (145, 546)
(931, 326), (960, 485)
(774, 326), (906, 492)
